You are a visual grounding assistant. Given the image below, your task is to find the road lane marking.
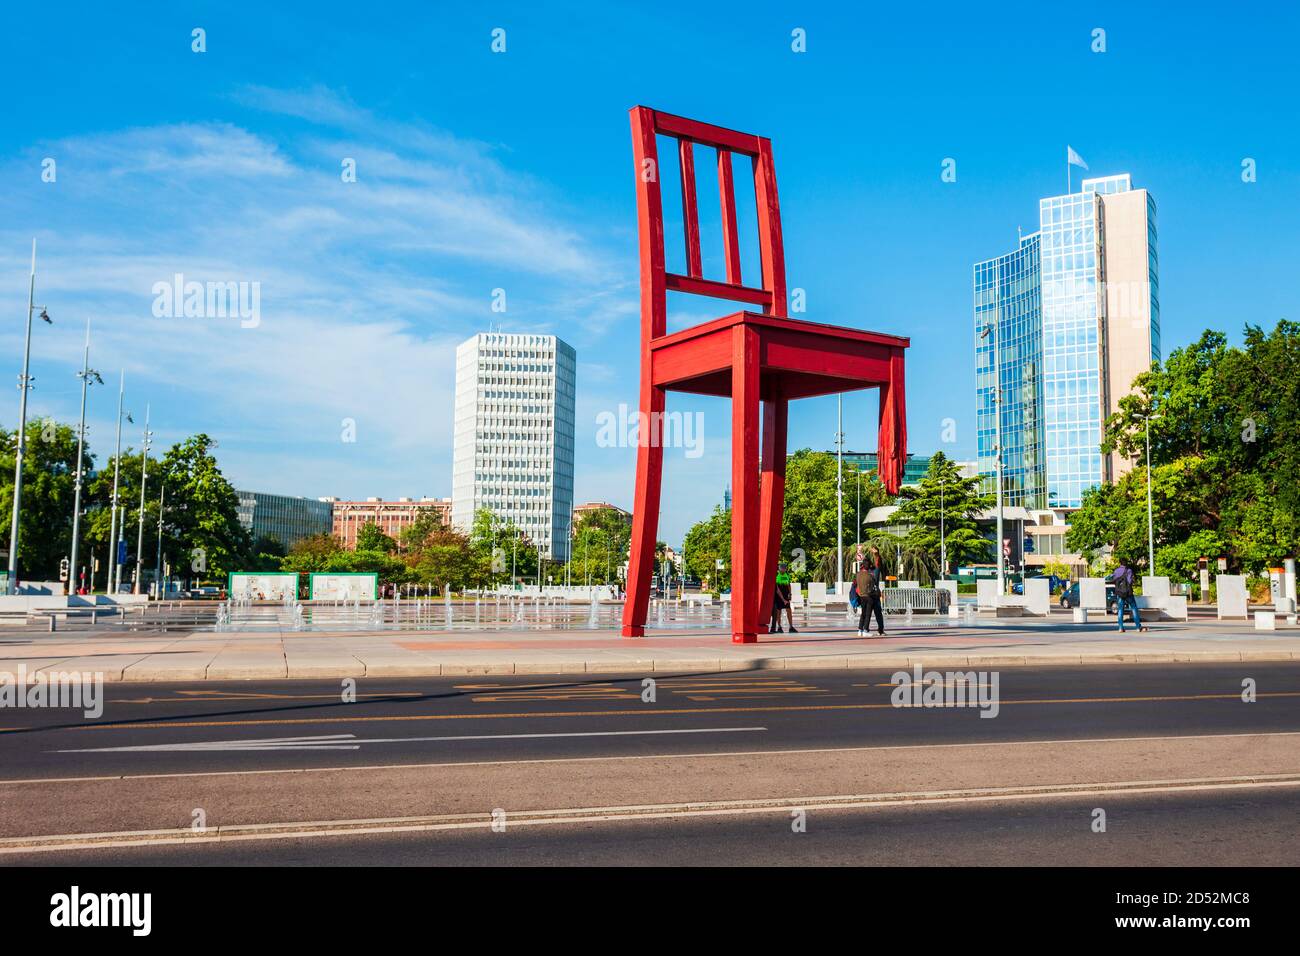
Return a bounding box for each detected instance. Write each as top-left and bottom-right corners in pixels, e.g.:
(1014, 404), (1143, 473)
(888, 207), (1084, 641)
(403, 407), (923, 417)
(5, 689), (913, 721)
(53, 726), (768, 754)
(3, 730), (1298, 785)
(116, 692), (424, 704)
(31, 690), (1300, 733)
(468, 688), (638, 703)
(5, 773), (1300, 854)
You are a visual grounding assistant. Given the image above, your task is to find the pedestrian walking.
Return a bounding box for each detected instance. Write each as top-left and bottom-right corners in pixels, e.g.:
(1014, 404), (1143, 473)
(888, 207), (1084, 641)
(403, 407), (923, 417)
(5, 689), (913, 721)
(769, 562), (797, 633)
(1108, 557), (1146, 633)
(854, 553), (885, 637)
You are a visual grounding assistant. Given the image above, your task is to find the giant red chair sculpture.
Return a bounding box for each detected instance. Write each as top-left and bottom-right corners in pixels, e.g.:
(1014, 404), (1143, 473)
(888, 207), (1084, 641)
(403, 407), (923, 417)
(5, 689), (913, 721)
(621, 107), (909, 643)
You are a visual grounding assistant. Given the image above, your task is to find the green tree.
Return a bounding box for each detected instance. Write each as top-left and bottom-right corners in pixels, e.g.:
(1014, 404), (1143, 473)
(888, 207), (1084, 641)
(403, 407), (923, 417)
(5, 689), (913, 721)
(0, 419), (85, 582)
(154, 435), (250, 578)
(245, 534), (287, 573)
(354, 521), (397, 553)
(398, 509), (446, 552)
(1069, 321), (1300, 579)
(281, 533), (343, 575)
(469, 508), (537, 584)
(892, 451), (993, 579)
(781, 449), (892, 582)
(569, 507), (631, 585)
(324, 548), (407, 580)
(679, 450), (896, 588)
(397, 513), (483, 592)
(682, 506), (730, 591)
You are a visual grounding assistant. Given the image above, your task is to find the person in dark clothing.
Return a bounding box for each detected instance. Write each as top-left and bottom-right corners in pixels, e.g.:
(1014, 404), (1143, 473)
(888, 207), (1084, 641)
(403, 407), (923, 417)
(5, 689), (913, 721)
(1108, 557), (1146, 632)
(769, 562), (797, 633)
(853, 558), (885, 637)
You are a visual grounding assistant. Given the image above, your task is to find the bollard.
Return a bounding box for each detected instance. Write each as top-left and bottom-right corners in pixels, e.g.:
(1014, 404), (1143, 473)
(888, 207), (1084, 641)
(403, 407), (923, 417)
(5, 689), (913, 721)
(49, 615), (56, 632)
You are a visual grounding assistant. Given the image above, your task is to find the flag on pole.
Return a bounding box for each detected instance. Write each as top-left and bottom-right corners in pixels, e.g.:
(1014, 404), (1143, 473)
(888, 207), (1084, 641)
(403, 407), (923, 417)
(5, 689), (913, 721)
(1067, 146), (1089, 170)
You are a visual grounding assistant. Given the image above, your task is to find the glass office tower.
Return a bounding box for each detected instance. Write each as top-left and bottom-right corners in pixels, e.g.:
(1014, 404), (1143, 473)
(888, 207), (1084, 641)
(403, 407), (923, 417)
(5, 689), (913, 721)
(975, 174), (1159, 511)
(1038, 187), (1105, 507)
(974, 233), (1047, 510)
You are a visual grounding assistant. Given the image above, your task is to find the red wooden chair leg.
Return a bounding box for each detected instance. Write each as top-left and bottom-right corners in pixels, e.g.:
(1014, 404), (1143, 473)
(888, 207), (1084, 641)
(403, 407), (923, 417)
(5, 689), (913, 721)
(757, 396), (788, 630)
(621, 384), (666, 637)
(730, 326), (761, 643)
(876, 348), (908, 496)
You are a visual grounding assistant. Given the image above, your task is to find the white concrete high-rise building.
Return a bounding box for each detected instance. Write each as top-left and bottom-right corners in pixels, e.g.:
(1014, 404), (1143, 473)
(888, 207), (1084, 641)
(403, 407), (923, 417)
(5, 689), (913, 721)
(452, 333), (576, 560)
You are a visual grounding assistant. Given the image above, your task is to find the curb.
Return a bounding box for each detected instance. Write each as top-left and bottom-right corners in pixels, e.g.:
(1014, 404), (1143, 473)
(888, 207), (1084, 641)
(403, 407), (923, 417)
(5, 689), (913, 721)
(89, 647), (1300, 681)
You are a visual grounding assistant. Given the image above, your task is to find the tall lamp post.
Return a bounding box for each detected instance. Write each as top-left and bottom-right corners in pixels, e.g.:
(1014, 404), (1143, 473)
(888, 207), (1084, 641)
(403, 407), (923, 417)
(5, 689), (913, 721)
(565, 518), (573, 589)
(68, 321), (103, 595)
(133, 404), (153, 595)
(854, 467), (862, 567)
(980, 316), (1005, 595)
(154, 479), (166, 598)
(939, 475), (948, 581)
(1140, 412), (1162, 574)
(6, 240), (53, 594)
(835, 393), (844, 591)
(105, 372), (131, 596)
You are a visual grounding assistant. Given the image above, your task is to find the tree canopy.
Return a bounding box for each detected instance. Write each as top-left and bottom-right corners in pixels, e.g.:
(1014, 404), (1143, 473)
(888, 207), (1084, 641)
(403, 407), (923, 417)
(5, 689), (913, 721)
(1067, 321), (1300, 579)
(893, 451), (994, 577)
(681, 449), (896, 586)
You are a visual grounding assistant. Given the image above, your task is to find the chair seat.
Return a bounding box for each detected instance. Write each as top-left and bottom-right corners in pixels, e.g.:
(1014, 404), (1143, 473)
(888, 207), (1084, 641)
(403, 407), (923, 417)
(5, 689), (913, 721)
(650, 310), (908, 400)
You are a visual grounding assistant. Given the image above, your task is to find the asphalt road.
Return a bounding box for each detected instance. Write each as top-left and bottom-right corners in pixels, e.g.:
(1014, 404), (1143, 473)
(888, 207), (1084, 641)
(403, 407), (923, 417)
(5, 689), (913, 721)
(2, 663), (1297, 865)
(16, 787), (1295, 866)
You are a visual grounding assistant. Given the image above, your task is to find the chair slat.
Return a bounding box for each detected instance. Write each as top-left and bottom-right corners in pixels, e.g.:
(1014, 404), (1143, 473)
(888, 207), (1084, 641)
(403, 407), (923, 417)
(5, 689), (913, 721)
(718, 149), (743, 286)
(679, 139), (702, 279)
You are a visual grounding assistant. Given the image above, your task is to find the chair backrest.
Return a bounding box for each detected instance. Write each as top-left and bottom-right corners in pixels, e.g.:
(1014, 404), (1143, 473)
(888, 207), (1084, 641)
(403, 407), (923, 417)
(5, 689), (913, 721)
(630, 107), (787, 341)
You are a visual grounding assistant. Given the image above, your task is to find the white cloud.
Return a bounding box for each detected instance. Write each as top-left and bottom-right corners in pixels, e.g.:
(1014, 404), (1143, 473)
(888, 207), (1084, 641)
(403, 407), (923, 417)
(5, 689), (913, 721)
(0, 90), (638, 501)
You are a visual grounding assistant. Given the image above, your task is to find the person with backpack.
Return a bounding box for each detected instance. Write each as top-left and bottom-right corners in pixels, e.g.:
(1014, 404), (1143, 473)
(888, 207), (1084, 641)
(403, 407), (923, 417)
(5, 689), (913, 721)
(768, 562), (797, 633)
(853, 554), (885, 637)
(1108, 557), (1146, 633)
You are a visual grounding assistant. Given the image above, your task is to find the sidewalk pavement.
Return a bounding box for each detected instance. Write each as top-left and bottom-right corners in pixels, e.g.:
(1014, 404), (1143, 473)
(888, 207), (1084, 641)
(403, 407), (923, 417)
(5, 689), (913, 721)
(0, 617), (1297, 681)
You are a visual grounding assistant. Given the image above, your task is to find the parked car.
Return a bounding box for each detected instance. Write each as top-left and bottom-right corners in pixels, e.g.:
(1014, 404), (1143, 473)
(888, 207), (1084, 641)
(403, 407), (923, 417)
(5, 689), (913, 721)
(1012, 574), (1067, 595)
(1059, 582), (1116, 613)
(188, 585), (221, 600)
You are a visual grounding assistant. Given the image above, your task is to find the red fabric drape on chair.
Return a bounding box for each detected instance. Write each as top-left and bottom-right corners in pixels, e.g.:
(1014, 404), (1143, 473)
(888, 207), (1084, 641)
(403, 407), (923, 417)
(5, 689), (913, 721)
(876, 348), (907, 495)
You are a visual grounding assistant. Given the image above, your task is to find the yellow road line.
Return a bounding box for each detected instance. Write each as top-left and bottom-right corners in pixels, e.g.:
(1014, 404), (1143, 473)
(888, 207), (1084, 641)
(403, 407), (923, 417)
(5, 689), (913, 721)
(116, 692), (424, 704)
(34, 690), (1300, 733)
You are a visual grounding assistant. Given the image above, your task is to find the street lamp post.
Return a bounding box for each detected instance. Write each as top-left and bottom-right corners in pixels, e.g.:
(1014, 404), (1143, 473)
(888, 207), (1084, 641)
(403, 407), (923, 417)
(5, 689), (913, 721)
(855, 467), (862, 565)
(835, 393), (844, 592)
(6, 240), (52, 595)
(133, 405), (153, 595)
(939, 476), (947, 581)
(106, 372), (128, 596)
(68, 320), (103, 596)
(1142, 413), (1162, 575)
(981, 315), (1005, 595)
(115, 504), (126, 593)
(154, 480), (166, 598)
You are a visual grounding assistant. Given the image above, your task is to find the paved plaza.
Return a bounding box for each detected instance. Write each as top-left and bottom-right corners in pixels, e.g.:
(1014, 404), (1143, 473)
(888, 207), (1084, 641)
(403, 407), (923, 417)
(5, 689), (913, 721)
(1, 601), (1296, 680)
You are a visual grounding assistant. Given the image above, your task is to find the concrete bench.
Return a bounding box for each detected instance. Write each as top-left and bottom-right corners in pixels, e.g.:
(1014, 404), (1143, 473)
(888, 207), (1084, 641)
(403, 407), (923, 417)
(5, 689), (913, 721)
(1136, 594), (1189, 621)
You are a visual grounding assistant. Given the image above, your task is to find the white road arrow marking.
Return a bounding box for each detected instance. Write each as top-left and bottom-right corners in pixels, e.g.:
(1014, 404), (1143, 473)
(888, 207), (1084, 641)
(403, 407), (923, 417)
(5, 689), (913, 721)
(55, 726), (768, 753)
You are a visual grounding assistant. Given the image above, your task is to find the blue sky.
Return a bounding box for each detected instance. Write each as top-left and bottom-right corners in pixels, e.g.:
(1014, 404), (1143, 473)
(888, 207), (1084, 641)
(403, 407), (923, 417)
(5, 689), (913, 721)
(3, 1), (1297, 546)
